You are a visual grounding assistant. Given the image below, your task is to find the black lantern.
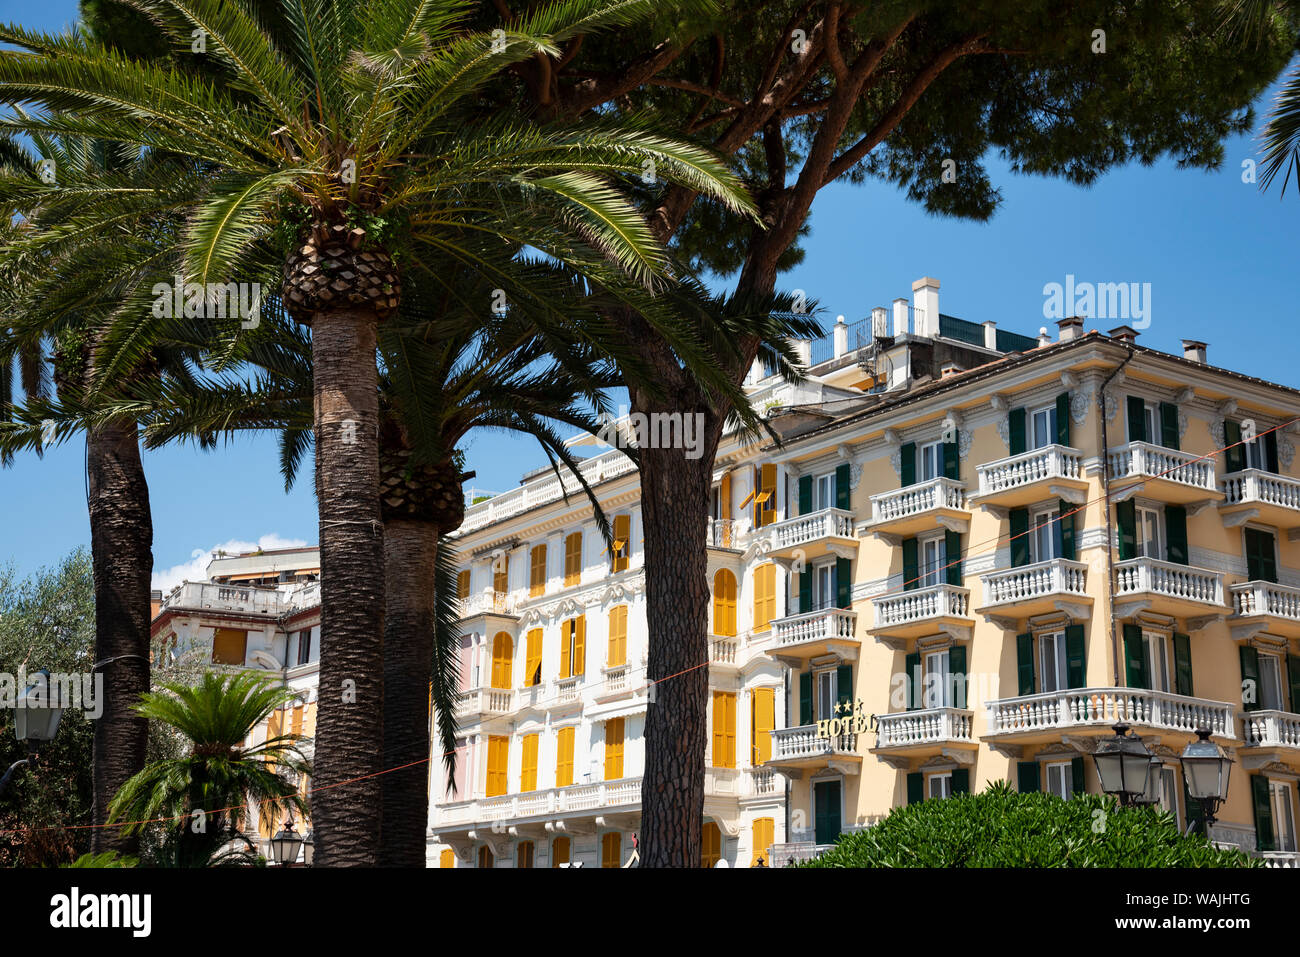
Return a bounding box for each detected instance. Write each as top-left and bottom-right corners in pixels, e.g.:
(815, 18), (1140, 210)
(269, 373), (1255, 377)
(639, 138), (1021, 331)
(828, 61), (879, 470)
(270, 816), (304, 865)
(1180, 728), (1232, 829)
(1132, 756), (1165, 807)
(1, 670), (67, 795)
(302, 829), (315, 866)
(1092, 724), (1153, 805)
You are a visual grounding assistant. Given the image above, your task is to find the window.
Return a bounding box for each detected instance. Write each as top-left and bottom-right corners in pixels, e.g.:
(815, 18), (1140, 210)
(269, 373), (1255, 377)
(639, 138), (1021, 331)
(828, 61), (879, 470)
(1245, 527), (1279, 583)
(605, 717), (624, 780)
(296, 629), (312, 666)
(551, 836), (570, 867)
(712, 692), (737, 768)
(1259, 653), (1284, 711)
(486, 736), (508, 797)
(1272, 781), (1297, 852)
(751, 818), (774, 867)
(564, 532), (582, 586)
(529, 544), (547, 597)
(520, 734), (539, 793)
(524, 629), (542, 687)
(1129, 398), (1158, 445)
(919, 534), (946, 588)
(1144, 632), (1171, 693)
(812, 562), (835, 611)
(924, 649), (952, 708)
(813, 668), (847, 722)
(560, 616), (586, 678)
(813, 472), (835, 511)
(928, 773), (952, 800)
(516, 841), (534, 868)
(291, 704), (303, 736)
(1039, 631), (1068, 694)
(751, 464), (778, 528)
(713, 569), (737, 637)
(478, 845), (493, 869)
(751, 688), (775, 766)
(456, 569), (470, 600)
(555, 727), (575, 787)
(490, 632), (513, 690)
(440, 848), (454, 869)
(1029, 506), (1063, 562)
(1136, 506), (1163, 560)
(701, 821), (722, 867)
(612, 514), (631, 572)
(493, 557), (508, 598)
(608, 606), (628, 667)
(919, 440), (942, 482)
(1045, 762), (1075, 800)
(753, 563), (776, 632)
(211, 628), (247, 666)
(1030, 404), (1058, 450)
(601, 831), (622, 868)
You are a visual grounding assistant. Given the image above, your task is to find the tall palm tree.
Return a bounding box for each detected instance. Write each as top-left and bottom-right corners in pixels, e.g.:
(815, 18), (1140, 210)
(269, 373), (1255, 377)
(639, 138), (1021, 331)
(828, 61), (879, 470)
(108, 671), (310, 867)
(0, 0), (753, 864)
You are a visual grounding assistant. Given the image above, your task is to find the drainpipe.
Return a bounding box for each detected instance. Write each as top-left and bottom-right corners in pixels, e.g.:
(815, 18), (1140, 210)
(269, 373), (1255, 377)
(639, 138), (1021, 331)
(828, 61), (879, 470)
(1099, 349), (1135, 685)
(783, 666), (790, 851)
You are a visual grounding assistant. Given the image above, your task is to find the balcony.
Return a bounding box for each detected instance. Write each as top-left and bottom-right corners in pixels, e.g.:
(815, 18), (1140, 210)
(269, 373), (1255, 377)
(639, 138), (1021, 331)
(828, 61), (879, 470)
(546, 675), (583, 713)
(709, 635), (741, 672)
(868, 584), (973, 647)
(1113, 557), (1224, 620)
(1220, 469), (1300, 531)
(767, 724), (861, 774)
(1107, 442), (1222, 505)
(972, 445), (1088, 510)
(1242, 710), (1300, 752)
(771, 607), (858, 662)
(458, 590), (519, 629)
(433, 777), (644, 835)
(453, 686), (513, 720)
(865, 477), (969, 540)
(984, 687), (1236, 747)
(871, 707), (975, 767)
(707, 518), (745, 550)
(1229, 581), (1300, 641)
(977, 559), (1090, 621)
(766, 508), (857, 563)
(160, 580), (291, 616)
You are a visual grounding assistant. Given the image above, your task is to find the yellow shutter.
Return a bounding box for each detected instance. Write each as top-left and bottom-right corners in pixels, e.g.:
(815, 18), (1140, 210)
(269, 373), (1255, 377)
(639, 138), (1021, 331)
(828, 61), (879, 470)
(524, 629), (543, 687)
(521, 734), (539, 793)
(720, 472), (731, 520)
(605, 717), (624, 780)
(712, 692), (736, 768)
(574, 614), (586, 675)
(556, 727), (574, 787)
(612, 514), (630, 572)
(302, 702), (317, 738)
(760, 464), (777, 527)
(517, 841), (534, 868)
(713, 569), (736, 637)
(559, 619), (572, 678)
(753, 563), (775, 632)
(552, 836), (570, 867)
(751, 818), (774, 866)
(486, 735), (508, 797)
(564, 532), (582, 586)
(456, 570), (470, 600)
(529, 544), (547, 597)
(493, 559), (508, 597)
(601, 831), (621, 868)
(212, 628), (247, 665)
(440, 848), (454, 869)
(478, 845), (493, 869)
(490, 632), (513, 689)
(608, 606), (627, 667)
(702, 821), (722, 867)
(752, 688), (775, 765)
(291, 704), (304, 736)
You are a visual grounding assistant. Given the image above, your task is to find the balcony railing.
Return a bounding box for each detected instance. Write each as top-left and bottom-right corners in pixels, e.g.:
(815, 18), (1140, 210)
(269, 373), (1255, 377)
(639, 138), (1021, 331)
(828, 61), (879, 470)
(874, 707), (973, 749)
(161, 580), (288, 616)
(435, 777), (643, 828)
(868, 477), (966, 523)
(710, 636), (739, 665)
(1115, 557), (1224, 607)
(1222, 469), (1300, 512)
(708, 518), (743, 549)
(981, 559), (1088, 607)
(872, 584), (970, 629)
(976, 444), (1083, 497)
(772, 607), (857, 649)
(985, 687), (1236, 739)
(769, 508), (856, 551)
(1108, 441), (1216, 493)
(552, 675), (582, 707)
(459, 591), (518, 617)
(1242, 709), (1300, 749)
(770, 723), (857, 761)
(1230, 581), (1300, 621)
(453, 686), (513, 718)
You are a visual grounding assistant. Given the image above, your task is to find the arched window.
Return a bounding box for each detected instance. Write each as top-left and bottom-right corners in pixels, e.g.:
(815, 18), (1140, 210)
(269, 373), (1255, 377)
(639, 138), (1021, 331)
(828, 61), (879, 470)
(701, 821), (722, 867)
(490, 632), (513, 689)
(713, 569), (737, 637)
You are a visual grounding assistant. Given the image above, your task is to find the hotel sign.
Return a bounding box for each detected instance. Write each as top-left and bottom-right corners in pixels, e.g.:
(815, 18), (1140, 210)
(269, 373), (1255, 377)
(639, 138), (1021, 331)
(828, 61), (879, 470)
(816, 699), (874, 738)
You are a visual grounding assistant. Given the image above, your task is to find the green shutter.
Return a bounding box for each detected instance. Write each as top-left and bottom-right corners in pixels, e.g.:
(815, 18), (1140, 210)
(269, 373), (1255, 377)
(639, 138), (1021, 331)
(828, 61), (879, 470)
(944, 530), (962, 585)
(1009, 508), (1030, 568)
(1127, 395), (1147, 443)
(905, 652), (920, 711)
(1008, 408), (1026, 456)
(1240, 645), (1261, 713)
(1056, 392), (1071, 446)
(907, 772), (924, 805)
(799, 671), (813, 725)
(1058, 501), (1076, 561)
(900, 442), (916, 487)
(1116, 499), (1137, 561)
(1017, 761), (1040, 794)
(1245, 527), (1278, 583)
(948, 643), (967, 709)
(1224, 419), (1245, 473)
(1252, 775), (1276, 852)
(836, 664), (853, 710)
(1123, 623), (1149, 689)
(1265, 430), (1280, 474)
(1164, 505), (1188, 566)
(1017, 633), (1036, 696)
(799, 569), (812, 614)
(1288, 655), (1300, 714)
(951, 768), (970, 796)
(901, 537), (919, 592)
(1173, 633), (1193, 697)
(798, 475), (812, 515)
(1071, 757), (1085, 797)
(942, 441), (959, 480)
(1065, 624), (1086, 689)
(1159, 401), (1180, 451)
(835, 464), (850, 510)
(835, 557), (851, 609)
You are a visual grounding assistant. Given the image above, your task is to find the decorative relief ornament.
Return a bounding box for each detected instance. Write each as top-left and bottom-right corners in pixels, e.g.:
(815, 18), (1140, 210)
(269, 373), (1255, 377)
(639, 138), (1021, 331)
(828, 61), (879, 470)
(1070, 391), (1090, 426)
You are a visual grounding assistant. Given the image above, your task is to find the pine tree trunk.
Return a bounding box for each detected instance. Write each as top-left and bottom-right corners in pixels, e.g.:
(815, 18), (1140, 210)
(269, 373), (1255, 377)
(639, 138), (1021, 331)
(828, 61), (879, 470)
(86, 418), (152, 855)
(309, 307), (386, 867)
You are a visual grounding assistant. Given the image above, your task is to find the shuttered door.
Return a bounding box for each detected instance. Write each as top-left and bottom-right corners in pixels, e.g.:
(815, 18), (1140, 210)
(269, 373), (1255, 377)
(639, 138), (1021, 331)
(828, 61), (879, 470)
(713, 569), (737, 636)
(524, 629), (542, 687)
(608, 605), (627, 667)
(753, 563), (776, 631)
(491, 632), (513, 689)
(814, 780), (841, 844)
(712, 692), (736, 768)
(486, 736), (508, 797)
(751, 818), (774, 866)
(752, 688), (774, 765)
(612, 515), (631, 572)
(605, 717), (624, 780)
(520, 734), (539, 793)
(556, 727), (575, 787)
(701, 821), (722, 867)
(564, 532), (582, 586)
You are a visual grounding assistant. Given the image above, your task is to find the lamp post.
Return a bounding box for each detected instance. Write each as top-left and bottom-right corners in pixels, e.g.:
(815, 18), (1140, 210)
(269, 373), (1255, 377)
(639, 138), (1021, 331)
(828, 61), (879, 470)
(270, 813), (304, 866)
(0, 670), (65, 796)
(302, 829), (314, 866)
(1092, 724), (1153, 806)
(1180, 728), (1232, 835)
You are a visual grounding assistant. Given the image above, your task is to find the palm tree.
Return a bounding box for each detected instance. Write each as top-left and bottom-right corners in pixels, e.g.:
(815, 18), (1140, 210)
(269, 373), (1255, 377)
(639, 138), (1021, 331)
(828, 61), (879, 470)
(108, 671), (310, 867)
(0, 0), (753, 864)
(1219, 1), (1300, 193)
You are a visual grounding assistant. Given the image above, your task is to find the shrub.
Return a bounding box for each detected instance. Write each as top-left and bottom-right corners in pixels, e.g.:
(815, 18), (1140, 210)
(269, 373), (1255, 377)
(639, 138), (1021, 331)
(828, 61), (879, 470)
(800, 782), (1259, 868)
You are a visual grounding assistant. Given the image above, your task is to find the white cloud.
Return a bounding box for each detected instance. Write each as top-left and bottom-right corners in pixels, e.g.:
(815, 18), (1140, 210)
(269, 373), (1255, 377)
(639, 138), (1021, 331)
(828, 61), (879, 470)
(152, 533), (310, 593)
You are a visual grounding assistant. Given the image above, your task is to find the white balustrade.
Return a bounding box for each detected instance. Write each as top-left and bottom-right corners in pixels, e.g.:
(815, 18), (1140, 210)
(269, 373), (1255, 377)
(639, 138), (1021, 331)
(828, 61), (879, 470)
(985, 687), (1236, 739)
(980, 559), (1087, 607)
(552, 675), (582, 706)
(874, 708), (973, 748)
(1242, 710), (1300, 748)
(162, 580), (288, 615)
(872, 584), (969, 628)
(976, 444), (1083, 496)
(769, 508), (856, 551)
(772, 608), (858, 648)
(710, 637), (739, 664)
(1108, 441), (1216, 492)
(869, 477), (966, 523)
(1222, 468), (1300, 512)
(1230, 581), (1300, 621)
(1115, 557), (1223, 607)
(771, 723), (857, 760)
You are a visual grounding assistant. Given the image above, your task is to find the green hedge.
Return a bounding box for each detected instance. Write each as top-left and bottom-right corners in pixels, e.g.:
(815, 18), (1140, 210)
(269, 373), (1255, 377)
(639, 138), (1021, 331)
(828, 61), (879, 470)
(799, 782), (1259, 868)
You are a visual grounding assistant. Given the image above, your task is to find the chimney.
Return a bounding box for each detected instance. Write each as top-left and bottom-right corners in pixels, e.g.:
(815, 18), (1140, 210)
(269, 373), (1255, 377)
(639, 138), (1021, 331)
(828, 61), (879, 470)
(911, 277), (940, 338)
(1109, 324), (1139, 345)
(1037, 326), (1051, 348)
(793, 337), (812, 367)
(871, 306), (889, 340)
(892, 297), (909, 337)
(1182, 339), (1208, 365)
(940, 361), (963, 379)
(1057, 317), (1084, 342)
(982, 321), (997, 351)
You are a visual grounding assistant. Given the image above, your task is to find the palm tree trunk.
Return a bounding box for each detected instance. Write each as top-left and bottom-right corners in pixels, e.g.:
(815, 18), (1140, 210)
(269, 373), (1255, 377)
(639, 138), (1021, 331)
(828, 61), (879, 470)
(309, 307), (386, 867)
(86, 418), (152, 856)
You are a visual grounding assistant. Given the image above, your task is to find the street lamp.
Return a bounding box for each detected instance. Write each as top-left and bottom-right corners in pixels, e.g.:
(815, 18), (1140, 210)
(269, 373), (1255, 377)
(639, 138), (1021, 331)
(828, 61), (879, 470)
(270, 814), (304, 866)
(1180, 728), (1232, 833)
(301, 829), (314, 866)
(1, 670), (66, 795)
(1132, 756), (1165, 807)
(1092, 724), (1153, 806)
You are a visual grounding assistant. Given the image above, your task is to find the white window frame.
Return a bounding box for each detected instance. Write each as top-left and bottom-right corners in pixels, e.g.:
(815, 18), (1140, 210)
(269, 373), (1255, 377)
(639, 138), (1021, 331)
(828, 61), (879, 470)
(923, 649), (952, 709)
(814, 667), (839, 723)
(1259, 652), (1285, 712)
(1030, 403), (1058, 451)
(1039, 630), (1068, 694)
(1029, 504), (1061, 563)
(1143, 631), (1171, 693)
(1136, 505), (1163, 561)
(812, 559), (836, 612)
(919, 440), (943, 482)
(813, 472), (835, 511)
(918, 532), (946, 588)
(1130, 398), (1159, 445)
(1271, 780), (1297, 853)
(1045, 761), (1074, 800)
(928, 772), (953, 800)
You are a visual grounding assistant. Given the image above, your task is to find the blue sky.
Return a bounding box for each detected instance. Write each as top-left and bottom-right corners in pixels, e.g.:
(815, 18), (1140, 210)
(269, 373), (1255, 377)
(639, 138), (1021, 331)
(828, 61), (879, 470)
(2, 0), (1298, 585)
